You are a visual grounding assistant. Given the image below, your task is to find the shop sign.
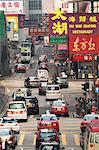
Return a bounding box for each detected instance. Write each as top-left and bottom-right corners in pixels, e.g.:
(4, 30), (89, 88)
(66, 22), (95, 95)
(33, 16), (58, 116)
(29, 28), (49, 36)
(0, 1), (23, 14)
(58, 44), (68, 50)
(71, 55), (93, 62)
(69, 35), (99, 55)
(50, 36), (67, 43)
(49, 9), (99, 36)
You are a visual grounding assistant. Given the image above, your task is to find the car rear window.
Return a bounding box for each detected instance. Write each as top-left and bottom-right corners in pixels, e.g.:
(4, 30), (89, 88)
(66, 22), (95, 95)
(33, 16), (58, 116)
(40, 132), (56, 139)
(41, 145), (59, 150)
(83, 115), (99, 121)
(41, 116), (57, 121)
(9, 103), (25, 109)
(53, 101), (64, 106)
(0, 130), (11, 136)
(2, 119), (16, 123)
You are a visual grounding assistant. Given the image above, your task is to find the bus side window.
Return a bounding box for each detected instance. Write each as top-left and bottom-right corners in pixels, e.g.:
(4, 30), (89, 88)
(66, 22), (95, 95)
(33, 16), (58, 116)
(90, 133), (94, 143)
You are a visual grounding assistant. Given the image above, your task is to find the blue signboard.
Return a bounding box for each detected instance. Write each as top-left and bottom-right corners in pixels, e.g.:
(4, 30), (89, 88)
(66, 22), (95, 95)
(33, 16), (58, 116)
(96, 88), (99, 93)
(6, 26), (10, 32)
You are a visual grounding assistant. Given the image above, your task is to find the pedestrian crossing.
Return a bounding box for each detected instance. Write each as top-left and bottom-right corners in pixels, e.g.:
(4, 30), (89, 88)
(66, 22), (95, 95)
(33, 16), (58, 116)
(17, 132), (80, 146)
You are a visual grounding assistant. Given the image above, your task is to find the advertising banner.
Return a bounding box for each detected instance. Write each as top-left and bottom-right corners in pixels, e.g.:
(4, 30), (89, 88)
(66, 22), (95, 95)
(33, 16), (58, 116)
(69, 35), (99, 55)
(6, 15), (18, 32)
(49, 10), (99, 36)
(0, 0), (23, 14)
(58, 44), (68, 50)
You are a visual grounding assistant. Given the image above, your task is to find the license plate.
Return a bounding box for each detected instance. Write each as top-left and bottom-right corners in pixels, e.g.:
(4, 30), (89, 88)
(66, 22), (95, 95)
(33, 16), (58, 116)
(58, 108), (61, 111)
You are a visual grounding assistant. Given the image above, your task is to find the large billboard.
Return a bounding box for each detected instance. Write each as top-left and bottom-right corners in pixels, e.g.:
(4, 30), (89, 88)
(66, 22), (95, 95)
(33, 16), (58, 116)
(69, 35), (99, 55)
(6, 15), (18, 32)
(0, 0), (23, 14)
(49, 11), (99, 36)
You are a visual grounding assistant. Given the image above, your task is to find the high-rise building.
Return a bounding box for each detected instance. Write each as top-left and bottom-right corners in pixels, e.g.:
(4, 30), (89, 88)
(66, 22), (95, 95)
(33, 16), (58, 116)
(28, 0), (42, 25)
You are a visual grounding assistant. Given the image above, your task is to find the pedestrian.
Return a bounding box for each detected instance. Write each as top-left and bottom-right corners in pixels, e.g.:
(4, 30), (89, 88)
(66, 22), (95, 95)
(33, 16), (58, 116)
(70, 69), (74, 79)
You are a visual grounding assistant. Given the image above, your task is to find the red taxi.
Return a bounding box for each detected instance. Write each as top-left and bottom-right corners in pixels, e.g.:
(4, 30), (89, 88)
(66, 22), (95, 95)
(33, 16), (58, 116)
(80, 114), (99, 132)
(14, 63), (26, 73)
(37, 112), (59, 132)
(50, 100), (69, 117)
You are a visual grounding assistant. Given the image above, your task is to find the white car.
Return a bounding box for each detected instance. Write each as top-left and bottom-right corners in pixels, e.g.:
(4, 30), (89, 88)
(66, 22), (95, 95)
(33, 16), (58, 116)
(7, 101), (28, 121)
(37, 69), (49, 82)
(12, 89), (27, 100)
(0, 117), (20, 133)
(0, 128), (17, 149)
(46, 84), (62, 101)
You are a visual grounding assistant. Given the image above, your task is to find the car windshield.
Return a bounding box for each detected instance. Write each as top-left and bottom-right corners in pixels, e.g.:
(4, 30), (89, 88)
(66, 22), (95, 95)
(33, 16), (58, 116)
(41, 116), (57, 121)
(40, 132), (56, 139)
(0, 130), (10, 136)
(83, 115), (99, 121)
(9, 103), (25, 109)
(95, 133), (99, 144)
(2, 119), (16, 123)
(53, 101), (64, 107)
(41, 145), (59, 150)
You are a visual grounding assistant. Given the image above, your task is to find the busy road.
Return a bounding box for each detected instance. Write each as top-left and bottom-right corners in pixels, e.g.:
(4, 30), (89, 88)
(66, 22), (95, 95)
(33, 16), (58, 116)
(0, 44), (96, 150)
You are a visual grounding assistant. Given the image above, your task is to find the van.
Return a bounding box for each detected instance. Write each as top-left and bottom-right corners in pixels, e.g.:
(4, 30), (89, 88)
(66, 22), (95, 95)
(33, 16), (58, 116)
(46, 84), (62, 101)
(37, 69), (49, 82)
(82, 120), (99, 150)
(7, 101), (27, 121)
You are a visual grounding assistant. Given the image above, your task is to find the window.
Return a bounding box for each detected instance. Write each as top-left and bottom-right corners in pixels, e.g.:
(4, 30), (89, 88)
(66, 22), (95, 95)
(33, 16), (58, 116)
(29, 0), (38, 10)
(9, 103), (25, 109)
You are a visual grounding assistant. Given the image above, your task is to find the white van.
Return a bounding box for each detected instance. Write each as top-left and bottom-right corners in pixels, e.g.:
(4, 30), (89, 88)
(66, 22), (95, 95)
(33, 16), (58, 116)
(7, 101), (27, 121)
(46, 84), (62, 101)
(37, 69), (49, 82)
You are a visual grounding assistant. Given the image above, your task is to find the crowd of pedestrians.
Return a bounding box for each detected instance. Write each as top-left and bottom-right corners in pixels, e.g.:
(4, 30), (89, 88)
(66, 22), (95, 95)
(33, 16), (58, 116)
(75, 97), (98, 117)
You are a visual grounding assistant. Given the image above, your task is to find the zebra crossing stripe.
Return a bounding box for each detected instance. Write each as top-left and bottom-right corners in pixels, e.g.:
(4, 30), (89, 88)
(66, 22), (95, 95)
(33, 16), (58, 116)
(18, 133), (25, 145)
(33, 133), (37, 145)
(74, 134), (80, 146)
(61, 134), (67, 145)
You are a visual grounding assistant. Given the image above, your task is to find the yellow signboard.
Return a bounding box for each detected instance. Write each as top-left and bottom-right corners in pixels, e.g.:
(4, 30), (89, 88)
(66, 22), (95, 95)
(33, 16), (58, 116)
(6, 15), (18, 32)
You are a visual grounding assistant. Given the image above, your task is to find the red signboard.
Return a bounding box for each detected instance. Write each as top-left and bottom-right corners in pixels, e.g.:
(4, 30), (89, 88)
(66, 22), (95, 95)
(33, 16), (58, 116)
(71, 55), (93, 62)
(69, 34), (99, 55)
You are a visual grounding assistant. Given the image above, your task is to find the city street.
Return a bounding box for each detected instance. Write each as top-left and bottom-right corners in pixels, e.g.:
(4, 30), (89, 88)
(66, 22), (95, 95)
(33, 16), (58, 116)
(0, 45), (93, 150)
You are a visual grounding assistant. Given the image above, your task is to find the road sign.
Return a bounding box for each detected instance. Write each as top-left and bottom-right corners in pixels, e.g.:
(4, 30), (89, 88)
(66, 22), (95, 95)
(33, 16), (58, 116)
(6, 26), (10, 31)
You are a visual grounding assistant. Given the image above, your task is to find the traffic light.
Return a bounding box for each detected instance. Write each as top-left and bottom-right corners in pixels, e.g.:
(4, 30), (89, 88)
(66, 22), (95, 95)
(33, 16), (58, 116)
(82, 82), (89, 91)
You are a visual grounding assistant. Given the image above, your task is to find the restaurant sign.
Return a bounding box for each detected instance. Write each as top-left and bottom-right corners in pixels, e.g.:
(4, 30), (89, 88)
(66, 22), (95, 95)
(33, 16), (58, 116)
(69, 35), (99, 55)
(49, 8), (99, 36)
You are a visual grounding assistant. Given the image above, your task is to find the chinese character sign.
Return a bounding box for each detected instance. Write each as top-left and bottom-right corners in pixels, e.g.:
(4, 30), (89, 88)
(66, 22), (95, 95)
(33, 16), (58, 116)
(49, 11), (99, 36)
(69, 35), (99, 55)
(0, 1), (23, 14)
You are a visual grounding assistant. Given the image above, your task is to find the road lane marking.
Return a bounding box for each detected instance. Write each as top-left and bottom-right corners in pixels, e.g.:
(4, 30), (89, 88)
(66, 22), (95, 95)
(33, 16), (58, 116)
(33, 133), (37, 145)
(18, 133), (25, 145)
(74, 134), (80, 146)
(6, 87), (10, 93)
(61, 133), (67, 145)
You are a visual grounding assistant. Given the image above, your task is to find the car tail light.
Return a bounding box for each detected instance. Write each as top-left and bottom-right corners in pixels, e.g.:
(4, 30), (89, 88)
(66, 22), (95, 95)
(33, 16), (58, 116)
(52, 123), (57, 126)
(90, 144), (94, 148)
(15, 123), (18, 126)
(20, 110), (26, 114)
(0, 124), (4, 126)
(7, 111), (13, 114)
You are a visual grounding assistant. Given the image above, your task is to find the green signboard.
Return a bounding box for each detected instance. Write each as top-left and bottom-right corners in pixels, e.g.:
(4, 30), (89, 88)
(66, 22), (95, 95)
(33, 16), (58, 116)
(50, 36), (68, 43)
(0, 11), (5, 39)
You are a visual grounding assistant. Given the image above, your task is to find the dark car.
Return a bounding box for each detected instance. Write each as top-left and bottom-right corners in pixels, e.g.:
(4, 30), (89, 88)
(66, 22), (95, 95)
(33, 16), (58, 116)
(24, 77), (40, 88)
(25, 97), (39, 115)
(35, 129), (60, 149)
(39, 82), (47, 95)
(38, 142), (62, 150)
